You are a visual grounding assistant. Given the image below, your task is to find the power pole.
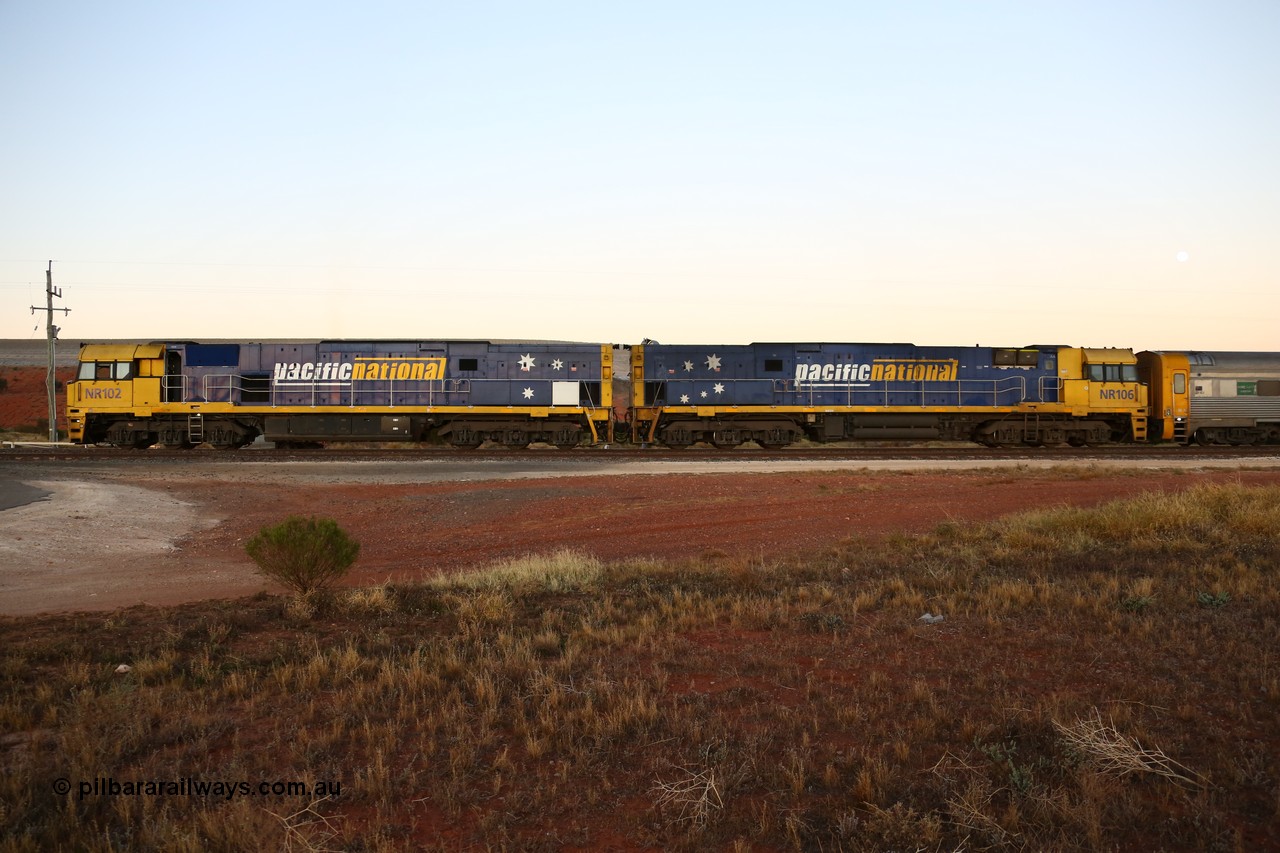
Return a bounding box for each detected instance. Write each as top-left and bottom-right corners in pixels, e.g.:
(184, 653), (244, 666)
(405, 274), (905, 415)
(30, 261), (70, 443)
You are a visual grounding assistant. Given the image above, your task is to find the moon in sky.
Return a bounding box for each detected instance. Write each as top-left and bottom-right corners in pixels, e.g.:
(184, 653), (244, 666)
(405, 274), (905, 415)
(1176, 251), (1190, 262)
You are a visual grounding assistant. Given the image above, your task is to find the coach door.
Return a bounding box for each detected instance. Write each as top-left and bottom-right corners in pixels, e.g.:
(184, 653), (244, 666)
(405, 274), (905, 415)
(1168, 365), (1189, 442)
(1141, 352), (1190, 442)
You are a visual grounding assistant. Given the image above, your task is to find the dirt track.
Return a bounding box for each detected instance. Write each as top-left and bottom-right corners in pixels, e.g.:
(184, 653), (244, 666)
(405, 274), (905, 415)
(4, 455), (1280, 617)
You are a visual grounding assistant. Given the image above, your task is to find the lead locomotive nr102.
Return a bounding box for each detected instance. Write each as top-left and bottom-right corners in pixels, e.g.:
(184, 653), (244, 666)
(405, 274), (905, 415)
(66, 339), (612, 449)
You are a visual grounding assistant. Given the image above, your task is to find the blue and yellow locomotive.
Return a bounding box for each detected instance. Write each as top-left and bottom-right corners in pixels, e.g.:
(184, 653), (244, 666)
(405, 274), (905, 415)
(628, 342), (1149, 448)
(66, 340), (613, 448)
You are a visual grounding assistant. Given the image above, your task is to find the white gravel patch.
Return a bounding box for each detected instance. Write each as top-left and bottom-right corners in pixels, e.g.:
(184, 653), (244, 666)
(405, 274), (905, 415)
(0, 480), (223, 615)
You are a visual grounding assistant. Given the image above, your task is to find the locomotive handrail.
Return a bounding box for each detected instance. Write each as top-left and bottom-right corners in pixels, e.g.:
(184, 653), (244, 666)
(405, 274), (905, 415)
(162, 374), (188, 403)
(162, 371), (606, 410)
(784, 375), (1030, 408)
(201, 373), (239, 403)
(1038, 375), (1063, 402)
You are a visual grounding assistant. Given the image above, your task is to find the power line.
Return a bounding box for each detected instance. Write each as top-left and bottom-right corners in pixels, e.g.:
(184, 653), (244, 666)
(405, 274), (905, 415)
(28, 262), (71, 443)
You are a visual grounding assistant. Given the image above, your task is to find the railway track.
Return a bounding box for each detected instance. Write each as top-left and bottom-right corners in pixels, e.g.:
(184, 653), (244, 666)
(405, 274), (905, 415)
(4, 442), (1279, 464)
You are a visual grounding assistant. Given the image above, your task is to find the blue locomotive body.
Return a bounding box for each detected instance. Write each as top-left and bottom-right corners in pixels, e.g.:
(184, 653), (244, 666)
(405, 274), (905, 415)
(631, 341), (1147, 447)
(637, 343), (1063, 409)
(170, 340), (604, 409)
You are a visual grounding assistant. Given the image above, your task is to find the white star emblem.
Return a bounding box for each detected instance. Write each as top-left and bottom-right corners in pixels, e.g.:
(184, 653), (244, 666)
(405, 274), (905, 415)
(705, 354), (721, 371)
(518, 354), (535, 371)
(679, 394), (690, 404)
(683, 361), (694, 372)
(700, 391), (708, 399)
(713, 383), (725, 394)
(522, 387), (534, 399)
(551, 359), (564, 370)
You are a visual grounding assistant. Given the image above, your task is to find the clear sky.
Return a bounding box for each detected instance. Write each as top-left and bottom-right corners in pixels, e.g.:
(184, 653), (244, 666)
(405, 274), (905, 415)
(2, 1), (1277, 351)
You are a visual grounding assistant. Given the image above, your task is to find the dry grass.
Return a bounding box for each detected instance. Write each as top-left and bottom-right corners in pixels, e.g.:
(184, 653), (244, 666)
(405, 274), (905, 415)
(2, 482), (1278, 850)
(652, 766), (725, 828)
(1053, 708), (1207, 789)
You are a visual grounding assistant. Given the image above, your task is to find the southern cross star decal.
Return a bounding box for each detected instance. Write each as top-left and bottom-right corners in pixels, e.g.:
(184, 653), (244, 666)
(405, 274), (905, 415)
(551, 359), (564, 370)
(705, 354), (721, 371)
(700, 391), (708, 399)
(713, 383), (725, 394)
(680, 394), (690, 404)
(522, 387), (534, 399)
(518, 354), (535, 371)
(683, 361), (694, 372)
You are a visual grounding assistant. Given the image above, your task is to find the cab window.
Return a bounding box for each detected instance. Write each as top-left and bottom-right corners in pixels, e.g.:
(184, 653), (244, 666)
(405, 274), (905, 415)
(81, 361), (133, 380)
(1088, 363), (1137, 382)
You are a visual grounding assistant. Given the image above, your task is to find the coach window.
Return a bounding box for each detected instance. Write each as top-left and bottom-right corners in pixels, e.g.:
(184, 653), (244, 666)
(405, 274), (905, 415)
(1259, 380), (1280, 397)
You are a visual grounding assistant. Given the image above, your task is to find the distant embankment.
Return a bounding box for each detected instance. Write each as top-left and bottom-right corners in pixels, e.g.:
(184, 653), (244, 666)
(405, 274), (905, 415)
(0, 341), (81, 430)
(0, 339), (85, 368)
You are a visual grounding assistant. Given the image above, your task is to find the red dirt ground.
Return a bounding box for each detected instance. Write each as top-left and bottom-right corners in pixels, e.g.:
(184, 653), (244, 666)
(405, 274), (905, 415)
(179, 467), (1280, 595)
(0, 366), (75, 431)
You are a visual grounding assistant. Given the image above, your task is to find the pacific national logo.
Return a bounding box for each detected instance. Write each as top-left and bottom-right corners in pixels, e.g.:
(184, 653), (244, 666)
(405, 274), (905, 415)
(274, 357), (447, 386)
(796, 359), (959, 385)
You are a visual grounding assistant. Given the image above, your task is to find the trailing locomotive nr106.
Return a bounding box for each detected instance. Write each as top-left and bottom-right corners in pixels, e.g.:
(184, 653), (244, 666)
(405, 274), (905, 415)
(66, 340), (613, 449)
(626, 342), (1150, 448)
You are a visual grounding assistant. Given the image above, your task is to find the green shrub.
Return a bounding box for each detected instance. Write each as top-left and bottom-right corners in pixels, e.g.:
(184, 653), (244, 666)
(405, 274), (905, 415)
(244, 516), (360, 596)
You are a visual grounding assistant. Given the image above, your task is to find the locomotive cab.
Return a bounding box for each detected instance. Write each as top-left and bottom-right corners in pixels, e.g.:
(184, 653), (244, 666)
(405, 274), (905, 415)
(66, 344), (166, 445)
(1056, 348), (1149, 442)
